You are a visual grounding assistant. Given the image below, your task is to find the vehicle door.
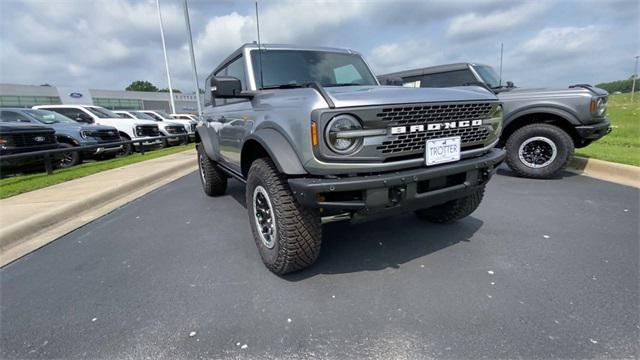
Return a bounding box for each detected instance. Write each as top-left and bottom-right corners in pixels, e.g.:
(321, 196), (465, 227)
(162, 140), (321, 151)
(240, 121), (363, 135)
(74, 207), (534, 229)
(49, 107), (94, 124)
(206, 55), (253, 172)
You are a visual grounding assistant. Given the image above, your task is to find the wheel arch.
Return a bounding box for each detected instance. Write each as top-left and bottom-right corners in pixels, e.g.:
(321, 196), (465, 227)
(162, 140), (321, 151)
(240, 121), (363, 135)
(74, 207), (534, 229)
(241, 129), (307, 178)
(56, 134), (80, 146)
(500, 109), (580, 147)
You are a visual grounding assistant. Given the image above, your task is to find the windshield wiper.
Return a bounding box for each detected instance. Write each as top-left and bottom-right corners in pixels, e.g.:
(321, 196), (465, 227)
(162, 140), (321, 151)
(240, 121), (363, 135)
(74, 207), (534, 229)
(260, 83), (307, 90)
(324, 83), (362, 87)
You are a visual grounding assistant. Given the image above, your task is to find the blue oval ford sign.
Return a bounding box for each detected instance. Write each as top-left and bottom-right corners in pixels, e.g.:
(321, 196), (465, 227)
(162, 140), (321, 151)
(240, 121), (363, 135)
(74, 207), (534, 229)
(69, 92), (83, 98)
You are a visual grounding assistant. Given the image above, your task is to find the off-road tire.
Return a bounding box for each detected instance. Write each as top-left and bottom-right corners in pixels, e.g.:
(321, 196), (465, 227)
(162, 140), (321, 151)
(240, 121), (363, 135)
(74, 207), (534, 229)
(246, 158), (321, 275)
(505, 123), (574, 179)
(197, 144), (227, 196)
(414, 186), (485, 224)
(58, 142), (81, 168)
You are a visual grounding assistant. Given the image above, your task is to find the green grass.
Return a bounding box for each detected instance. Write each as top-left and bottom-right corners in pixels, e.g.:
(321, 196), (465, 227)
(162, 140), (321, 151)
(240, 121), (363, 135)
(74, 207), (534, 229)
(575, 93), (640, 166)
(0, 144), (194, 199)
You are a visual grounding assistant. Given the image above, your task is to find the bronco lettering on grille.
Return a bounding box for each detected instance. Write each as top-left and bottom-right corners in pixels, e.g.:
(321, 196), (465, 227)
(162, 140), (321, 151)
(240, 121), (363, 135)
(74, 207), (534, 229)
(390, 119), (483, 135)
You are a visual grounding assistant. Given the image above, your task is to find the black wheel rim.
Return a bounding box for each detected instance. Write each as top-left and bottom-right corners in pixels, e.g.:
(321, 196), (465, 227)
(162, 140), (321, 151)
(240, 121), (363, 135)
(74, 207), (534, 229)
(253, 185), (276, 248)
(60, 152), (75, 167)
(518, 136), (557, 168)
(198, 154), (206, 184)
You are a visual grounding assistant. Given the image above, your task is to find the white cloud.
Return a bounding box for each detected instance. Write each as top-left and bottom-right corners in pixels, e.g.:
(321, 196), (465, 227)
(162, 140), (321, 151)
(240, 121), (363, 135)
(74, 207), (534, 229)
(512, 25), (605, 62)
(368, 40), (443, 74)
(447, 1), (551, 41)
(0, 0), (634, 90)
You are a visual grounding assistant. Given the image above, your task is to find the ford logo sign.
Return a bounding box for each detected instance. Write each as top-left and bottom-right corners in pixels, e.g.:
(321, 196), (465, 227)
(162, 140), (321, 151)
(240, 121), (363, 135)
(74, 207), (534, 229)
(33, 136), (46, 142)
(69, 92), (83, 98)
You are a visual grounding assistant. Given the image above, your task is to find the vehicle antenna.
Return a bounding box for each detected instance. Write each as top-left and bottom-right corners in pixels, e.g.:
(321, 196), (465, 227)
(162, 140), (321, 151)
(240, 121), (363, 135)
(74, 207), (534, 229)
(499, 42), (504, 87)
(255, 1), (265, 90)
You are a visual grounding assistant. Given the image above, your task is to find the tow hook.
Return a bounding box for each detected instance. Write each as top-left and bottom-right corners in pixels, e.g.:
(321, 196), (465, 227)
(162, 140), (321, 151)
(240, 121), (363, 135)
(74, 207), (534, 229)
(390, 186), (406, 205)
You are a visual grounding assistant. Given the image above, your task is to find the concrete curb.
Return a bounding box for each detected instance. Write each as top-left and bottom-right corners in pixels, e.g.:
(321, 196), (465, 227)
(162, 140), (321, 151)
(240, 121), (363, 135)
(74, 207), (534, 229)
(568, 156), (640, 188)
(1, 151), (197, 267)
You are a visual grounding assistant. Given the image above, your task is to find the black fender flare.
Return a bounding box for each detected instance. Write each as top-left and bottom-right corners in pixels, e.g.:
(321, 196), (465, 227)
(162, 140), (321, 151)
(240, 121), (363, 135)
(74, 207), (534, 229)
(243, 129), (307, 175)
(56, 134), (79, 145)
(196, 125), (220, 161)
(505, 105), (581, 126)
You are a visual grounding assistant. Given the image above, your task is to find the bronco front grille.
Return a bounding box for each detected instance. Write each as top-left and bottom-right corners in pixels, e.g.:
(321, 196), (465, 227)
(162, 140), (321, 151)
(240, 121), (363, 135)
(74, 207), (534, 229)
(374, 102), (493, 155)
(376, 102), (493, 125)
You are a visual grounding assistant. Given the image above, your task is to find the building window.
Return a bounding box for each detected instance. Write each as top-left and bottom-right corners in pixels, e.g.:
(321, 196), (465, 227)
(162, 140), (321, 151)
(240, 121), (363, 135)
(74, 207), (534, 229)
(0, 96), (62, 107)
(93, 98), (144, 110)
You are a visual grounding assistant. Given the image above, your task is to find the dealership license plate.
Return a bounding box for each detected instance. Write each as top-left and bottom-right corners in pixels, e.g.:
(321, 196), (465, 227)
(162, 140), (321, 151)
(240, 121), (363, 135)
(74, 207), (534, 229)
(425, 136), (461, 166)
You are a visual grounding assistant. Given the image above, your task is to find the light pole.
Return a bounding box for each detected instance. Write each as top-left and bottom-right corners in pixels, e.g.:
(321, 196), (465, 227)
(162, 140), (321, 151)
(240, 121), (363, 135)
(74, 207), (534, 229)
(183, 0), (202, 118)
(632, 55), (639, 101)
(156, 0), (176, 114)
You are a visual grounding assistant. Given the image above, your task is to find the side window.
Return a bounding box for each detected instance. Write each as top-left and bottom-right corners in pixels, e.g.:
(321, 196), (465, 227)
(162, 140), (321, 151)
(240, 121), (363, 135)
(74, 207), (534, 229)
(118, 112), (134, 119)
(225, 56), (246, 90)
(334, 64), (363, 84)
(50, 108), (83, 120)
(419, 70), (477, 88)
(0, 111), (32, 123)
(146, 112), (162, 121)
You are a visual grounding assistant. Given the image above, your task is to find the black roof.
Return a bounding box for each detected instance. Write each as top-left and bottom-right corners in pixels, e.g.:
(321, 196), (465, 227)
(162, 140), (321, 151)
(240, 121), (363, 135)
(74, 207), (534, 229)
(379, 63), (480, 78)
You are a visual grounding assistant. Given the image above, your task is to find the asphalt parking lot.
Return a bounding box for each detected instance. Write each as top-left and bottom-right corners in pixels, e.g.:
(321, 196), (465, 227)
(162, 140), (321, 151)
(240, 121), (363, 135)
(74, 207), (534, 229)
(1, 168), (638, 359)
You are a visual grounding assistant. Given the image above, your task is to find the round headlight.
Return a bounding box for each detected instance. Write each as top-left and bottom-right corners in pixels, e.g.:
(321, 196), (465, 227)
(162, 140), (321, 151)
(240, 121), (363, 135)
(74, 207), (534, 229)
(597, 98), (607, 116)
(325, 114), (363, 154)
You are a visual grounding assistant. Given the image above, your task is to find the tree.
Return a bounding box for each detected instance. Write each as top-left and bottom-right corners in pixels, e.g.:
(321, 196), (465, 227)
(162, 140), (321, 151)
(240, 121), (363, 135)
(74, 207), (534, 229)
(595, 76), (636, 94)
(126, 80), (158, 92)
(158, 88), (182, 93)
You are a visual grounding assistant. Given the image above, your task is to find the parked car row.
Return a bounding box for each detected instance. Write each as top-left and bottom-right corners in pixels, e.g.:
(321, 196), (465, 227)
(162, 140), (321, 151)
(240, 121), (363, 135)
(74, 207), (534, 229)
(0, 105), (198, 174)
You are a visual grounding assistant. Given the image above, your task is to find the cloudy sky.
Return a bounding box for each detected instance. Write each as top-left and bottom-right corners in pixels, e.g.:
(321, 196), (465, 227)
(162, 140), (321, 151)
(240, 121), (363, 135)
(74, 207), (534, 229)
(0, 0), (638, 93)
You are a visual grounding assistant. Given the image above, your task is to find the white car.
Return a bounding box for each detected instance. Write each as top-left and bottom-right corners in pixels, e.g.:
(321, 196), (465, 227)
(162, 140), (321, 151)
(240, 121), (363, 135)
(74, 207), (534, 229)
(139, 110), (196, 141)
(171, 113), (199, 122)
(33, 105), (161, 155)
(114, 110), (188, 147)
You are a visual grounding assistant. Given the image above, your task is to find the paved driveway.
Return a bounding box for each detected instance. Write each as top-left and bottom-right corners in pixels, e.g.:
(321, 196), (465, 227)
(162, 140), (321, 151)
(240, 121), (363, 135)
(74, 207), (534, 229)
(1, 169), (638, 359)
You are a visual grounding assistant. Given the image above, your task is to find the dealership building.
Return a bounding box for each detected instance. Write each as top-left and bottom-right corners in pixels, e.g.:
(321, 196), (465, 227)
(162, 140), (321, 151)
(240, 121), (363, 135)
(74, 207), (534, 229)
(0, 83), (199, 113)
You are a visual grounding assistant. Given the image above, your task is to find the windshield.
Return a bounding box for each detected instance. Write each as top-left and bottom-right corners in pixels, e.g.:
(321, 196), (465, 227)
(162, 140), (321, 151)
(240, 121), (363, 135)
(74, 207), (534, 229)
(86, 106), (120, 119)
(473, 65), (501, 88)
(153, 110), (175, 119)
(131, 111), (157, 121)
(251, 50), (378, 89)
(24, 109), (78, 124)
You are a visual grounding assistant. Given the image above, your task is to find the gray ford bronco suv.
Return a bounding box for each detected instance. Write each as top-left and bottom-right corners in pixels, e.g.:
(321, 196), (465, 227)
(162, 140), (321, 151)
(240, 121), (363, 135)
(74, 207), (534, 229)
(196, 44), (505, 274)
(379, 63), (611, 178)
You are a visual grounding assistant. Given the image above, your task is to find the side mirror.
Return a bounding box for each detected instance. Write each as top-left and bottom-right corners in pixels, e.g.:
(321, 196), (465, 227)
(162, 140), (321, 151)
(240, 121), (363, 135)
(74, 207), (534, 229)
(76, 113), (93, 123)
(506, 81), (514, 88)
(211, 76), (253, 99)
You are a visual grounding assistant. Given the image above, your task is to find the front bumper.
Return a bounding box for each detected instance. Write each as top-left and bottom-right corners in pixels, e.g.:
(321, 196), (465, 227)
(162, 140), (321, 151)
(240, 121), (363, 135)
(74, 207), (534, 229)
(288, 148), (505, 214)
(575, 118), (611, 140)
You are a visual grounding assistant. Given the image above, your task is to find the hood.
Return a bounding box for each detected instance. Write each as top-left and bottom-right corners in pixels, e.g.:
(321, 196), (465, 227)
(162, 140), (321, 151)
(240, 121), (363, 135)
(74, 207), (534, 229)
(497, 85), (608, 99)
(324, 85), (497, 108)
(0, 123), (54, 133)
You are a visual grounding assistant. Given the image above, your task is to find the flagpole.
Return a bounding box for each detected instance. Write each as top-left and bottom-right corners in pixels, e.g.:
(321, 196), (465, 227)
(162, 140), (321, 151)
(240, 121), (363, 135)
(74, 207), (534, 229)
(183, 0), (202, 117)
(156, 0), (176, 114)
